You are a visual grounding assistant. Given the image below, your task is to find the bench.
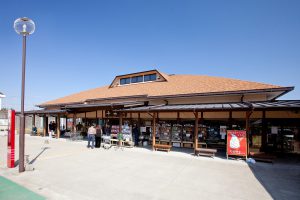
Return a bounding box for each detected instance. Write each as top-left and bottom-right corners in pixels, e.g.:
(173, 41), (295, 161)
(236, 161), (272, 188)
(195, 148), (217, 157)
(153, 144), (172, 152)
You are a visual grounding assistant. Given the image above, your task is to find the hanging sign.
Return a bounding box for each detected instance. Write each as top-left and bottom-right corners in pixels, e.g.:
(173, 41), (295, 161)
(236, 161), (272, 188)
(7, 110), (15, 168)
(227, 130), (247, 157)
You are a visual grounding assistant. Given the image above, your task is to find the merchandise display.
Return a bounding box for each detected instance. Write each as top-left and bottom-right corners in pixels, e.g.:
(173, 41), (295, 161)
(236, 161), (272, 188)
(110, 125), (119, 138)
(171, 124), (182, 142)
(158, 122), (172, 141)
(198, 125), (207, 142)
(182, 124), (194, 142)
(122, 123), (132, 141)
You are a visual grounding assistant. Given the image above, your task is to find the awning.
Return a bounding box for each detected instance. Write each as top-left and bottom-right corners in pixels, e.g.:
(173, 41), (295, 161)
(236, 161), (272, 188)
(17, 109), (67, 115)
(119, 100), (300, 112)
(63, 101), (145, 112)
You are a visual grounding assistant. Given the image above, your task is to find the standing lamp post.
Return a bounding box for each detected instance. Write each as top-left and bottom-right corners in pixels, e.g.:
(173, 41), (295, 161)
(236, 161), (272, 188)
(14, 17), (35, 173)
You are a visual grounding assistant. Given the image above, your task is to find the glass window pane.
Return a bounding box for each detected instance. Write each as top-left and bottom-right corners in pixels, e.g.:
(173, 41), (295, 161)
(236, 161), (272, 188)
(150, 74), (157, 81)
(120, 78), (130, 85)
(131, 76), (143, 83)
(144, 75), (150, 82)
(144, 74), (156, 82)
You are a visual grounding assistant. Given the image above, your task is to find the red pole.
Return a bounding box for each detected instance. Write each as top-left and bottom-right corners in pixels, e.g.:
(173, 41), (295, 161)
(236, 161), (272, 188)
(7, 110), (15, 168)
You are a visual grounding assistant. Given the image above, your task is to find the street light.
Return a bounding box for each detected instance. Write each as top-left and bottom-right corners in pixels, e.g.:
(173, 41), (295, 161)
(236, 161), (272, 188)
(14, 17), (35, 173)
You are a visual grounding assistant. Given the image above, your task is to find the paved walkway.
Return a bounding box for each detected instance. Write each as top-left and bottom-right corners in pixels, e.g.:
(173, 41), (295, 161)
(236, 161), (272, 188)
(0, 175), (45, 200)
(0, 135), (298, 200)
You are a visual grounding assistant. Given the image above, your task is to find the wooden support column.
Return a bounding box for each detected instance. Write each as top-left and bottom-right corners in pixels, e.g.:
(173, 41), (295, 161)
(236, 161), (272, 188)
(96, 111), (98, 125)
(261, 110), (267, 152)
(72, 113), (76, 132)
(228, 111), (233, 129)
(152, 112), (156, 150)
(137, 112), (141, 128)
(246, 111), (252, 156)
(32, 114), (35, 127)
(194, 112), (199, 152)
(119, 113), (123, 134)
(43, 115), (48, 137)
(57, 114), (61, 138)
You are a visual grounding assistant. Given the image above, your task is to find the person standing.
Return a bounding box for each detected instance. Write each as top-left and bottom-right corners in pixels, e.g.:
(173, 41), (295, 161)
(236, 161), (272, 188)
(49, 121), (53, 139)
(95, 125), (102, 148)
(52, 121), (57, 138)
(133, 124), (139, 146)
(87, 124), (96, 149)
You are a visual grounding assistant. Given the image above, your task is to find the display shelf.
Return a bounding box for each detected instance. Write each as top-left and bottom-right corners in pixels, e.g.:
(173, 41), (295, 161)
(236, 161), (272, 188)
(121, 123), (132, 141)
(157, 123), (172, 141)
(198, 125), (207, 142)
(171, 124), (182, 142)
(182, 124), (194, 142)
(110, 125), (119, 138)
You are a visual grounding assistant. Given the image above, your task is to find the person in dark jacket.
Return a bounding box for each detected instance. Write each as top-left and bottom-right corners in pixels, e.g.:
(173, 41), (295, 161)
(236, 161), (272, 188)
(133, 124), (139, 146)
(95, 125), (102, 148)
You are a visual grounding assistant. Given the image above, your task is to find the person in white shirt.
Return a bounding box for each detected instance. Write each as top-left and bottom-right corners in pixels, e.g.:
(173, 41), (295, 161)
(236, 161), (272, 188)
(87, 124), (96, 149)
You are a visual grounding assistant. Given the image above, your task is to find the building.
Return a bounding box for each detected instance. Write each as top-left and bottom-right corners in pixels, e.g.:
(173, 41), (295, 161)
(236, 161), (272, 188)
(0, 92), (5, 110)
(26, 70), (300, 154)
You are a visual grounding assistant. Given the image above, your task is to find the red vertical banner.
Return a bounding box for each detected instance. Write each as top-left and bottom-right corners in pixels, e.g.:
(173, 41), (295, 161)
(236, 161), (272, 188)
(7, 110), (15, 168)
(227, 130), (247, 157)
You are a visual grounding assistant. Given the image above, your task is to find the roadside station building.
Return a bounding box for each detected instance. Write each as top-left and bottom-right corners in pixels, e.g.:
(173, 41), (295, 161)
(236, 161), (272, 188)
(27, 70), (300, 154)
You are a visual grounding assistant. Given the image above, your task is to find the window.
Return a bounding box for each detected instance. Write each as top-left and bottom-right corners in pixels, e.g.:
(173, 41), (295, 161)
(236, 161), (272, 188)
(144, 74), (157, 82)
(120, 78), (131, 85)
(131, 76), (143, 83)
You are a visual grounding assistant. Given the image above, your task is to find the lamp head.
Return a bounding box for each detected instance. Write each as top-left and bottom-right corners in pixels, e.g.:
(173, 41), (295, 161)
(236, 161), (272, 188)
(14, 17), (35, 35)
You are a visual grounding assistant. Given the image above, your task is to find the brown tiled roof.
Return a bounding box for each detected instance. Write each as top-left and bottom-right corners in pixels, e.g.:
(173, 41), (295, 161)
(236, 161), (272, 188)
(40, 74), (288, 106)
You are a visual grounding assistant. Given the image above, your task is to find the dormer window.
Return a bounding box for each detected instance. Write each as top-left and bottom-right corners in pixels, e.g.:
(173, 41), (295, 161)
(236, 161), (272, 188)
(131, 75), (143, 83)
(120, 77), (131, 85)
(144, 74), (157, 82)
(110, 70), (167, 88)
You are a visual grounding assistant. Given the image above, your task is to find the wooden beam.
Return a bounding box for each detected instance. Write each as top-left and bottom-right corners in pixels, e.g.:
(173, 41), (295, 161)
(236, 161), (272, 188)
(147, 112), (153, 118)
(72, 113), (76, 132)
(43, 116), (48, 137)
(261, 110), (267, 152)
(57, 114), (61, 138)
(228, 111), (233, 129)
(32, 114), (35, 127)
(96, 110), (98, 125)
(194, 112), (199, 152)
(245, 111), (252, 156)
(137, 112), (141, 127)
(152, 112), (156, 150)
(119, 113), (123, 134)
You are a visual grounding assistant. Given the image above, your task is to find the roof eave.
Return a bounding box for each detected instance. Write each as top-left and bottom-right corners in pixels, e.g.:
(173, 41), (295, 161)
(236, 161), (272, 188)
(148, 87), (294, 100)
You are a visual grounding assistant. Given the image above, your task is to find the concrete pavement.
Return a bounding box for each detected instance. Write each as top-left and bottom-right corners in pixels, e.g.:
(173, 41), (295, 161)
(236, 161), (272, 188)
(0, 135), (284, 200)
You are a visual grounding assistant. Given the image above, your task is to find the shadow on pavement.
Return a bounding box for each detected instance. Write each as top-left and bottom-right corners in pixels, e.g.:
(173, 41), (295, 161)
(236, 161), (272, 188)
(29, 147), (50, 164)
(248, 154), (300, 200)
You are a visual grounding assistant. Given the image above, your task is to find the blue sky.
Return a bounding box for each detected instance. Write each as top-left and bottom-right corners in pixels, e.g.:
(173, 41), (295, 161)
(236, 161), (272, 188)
(0, 0), (299, 110)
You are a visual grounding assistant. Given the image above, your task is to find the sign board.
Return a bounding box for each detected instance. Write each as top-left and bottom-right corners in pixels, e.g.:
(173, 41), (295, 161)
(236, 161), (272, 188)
(227, 130), (247, 158)
(7, 110), (15, 168)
